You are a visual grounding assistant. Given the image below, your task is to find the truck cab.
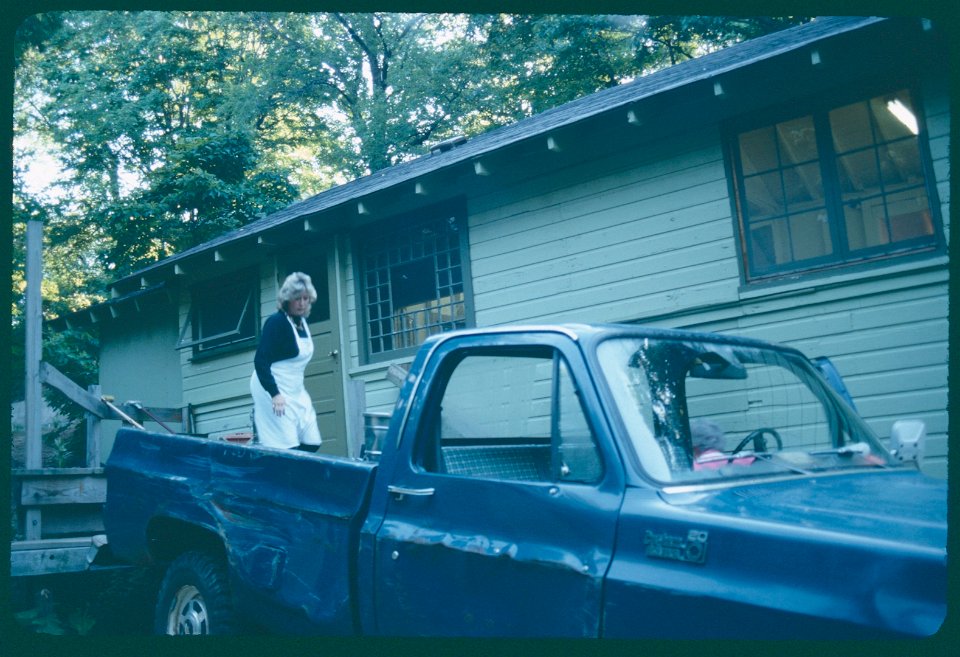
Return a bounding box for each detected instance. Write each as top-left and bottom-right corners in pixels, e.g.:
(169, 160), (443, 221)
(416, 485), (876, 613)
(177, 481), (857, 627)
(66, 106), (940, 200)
(357, 324), (946, 637)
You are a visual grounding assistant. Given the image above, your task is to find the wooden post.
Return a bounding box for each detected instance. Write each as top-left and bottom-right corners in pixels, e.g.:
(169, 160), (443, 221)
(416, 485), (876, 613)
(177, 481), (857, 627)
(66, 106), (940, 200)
(24, 219), (43, 539)
(86, 384), (102, 468)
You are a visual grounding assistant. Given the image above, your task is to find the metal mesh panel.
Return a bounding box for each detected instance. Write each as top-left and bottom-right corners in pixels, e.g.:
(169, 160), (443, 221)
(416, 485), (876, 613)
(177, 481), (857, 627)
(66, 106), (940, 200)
(442, 444), (551, 482)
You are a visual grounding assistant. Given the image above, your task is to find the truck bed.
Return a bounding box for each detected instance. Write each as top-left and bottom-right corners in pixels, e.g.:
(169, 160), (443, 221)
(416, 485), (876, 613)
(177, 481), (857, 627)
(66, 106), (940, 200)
(104, 428), (378, 632)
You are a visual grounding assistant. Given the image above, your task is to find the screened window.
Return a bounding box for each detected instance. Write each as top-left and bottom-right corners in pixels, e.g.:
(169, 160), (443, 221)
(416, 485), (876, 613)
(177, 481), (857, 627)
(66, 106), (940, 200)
(359, 206), (470, 358)
(177, 271), (258, 357)
(733, 88), (940, 281)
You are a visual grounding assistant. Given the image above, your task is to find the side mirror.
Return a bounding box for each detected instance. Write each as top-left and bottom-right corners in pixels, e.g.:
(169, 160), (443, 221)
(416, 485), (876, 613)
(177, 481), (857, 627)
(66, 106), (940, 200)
(890, 419), (926, 467)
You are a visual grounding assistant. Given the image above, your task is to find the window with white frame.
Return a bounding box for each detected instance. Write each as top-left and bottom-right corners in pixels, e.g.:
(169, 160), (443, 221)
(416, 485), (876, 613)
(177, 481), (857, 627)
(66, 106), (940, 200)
(358, 204), (471, 359)
(730, 87), (942, 282)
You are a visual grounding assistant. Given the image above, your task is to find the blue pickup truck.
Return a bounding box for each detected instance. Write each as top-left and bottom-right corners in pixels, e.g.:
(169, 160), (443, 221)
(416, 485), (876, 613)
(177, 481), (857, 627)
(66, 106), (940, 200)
(103, 324), (947, 638)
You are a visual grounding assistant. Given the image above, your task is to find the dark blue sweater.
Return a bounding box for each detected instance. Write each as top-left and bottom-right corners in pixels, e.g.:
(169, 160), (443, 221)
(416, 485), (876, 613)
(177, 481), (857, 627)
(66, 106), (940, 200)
(253, 311), (307, 397)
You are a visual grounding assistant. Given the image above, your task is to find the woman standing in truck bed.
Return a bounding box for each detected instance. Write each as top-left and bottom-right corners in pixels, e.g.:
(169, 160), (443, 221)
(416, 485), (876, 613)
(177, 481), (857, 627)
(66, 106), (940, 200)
(249, 272), (323, 451)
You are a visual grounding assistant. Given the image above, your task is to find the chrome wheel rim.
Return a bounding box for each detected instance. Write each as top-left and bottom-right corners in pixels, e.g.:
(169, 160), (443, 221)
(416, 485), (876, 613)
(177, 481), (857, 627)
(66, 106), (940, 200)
(167, 584), (208, 635)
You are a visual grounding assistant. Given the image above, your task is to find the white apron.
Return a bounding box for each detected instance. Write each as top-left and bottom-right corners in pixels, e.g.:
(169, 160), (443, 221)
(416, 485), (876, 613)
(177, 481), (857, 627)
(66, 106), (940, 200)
(250, 315), (322, 449)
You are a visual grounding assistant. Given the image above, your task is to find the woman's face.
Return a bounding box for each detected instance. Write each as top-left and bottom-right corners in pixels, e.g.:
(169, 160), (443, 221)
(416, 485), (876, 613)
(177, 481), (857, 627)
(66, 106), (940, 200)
(286, 293), (312, 318)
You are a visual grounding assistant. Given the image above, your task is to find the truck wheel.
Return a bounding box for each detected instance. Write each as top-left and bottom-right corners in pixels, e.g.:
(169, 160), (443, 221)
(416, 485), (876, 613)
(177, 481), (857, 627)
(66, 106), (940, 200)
(155, 551), (237, 635)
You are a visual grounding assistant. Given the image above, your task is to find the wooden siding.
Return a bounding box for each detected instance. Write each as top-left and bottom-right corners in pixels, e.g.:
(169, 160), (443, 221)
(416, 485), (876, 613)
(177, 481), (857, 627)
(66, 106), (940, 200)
(179, 262), (277, 437)
(470, 126), (736, 326)
(98, 300), (182, 456)
(345, 75), (949, 477)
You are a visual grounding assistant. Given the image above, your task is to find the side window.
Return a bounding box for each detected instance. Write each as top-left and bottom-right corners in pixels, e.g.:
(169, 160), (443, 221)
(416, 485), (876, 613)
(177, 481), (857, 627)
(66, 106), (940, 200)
(177, 270), (258, 357)
(418, 348), (603, 484)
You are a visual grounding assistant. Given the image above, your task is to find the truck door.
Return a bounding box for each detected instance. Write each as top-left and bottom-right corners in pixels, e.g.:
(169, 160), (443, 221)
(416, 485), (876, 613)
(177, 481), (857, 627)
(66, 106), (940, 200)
(373, 333), (625, 636)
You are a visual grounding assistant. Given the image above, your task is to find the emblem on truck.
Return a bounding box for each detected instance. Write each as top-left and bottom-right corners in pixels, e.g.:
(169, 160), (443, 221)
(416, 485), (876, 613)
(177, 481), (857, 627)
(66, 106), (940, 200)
(644, 529), (709, 564)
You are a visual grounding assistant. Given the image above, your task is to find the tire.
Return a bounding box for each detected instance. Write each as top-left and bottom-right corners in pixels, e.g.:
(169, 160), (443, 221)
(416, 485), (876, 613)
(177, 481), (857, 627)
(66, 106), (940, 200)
(154, 551), (237, 635)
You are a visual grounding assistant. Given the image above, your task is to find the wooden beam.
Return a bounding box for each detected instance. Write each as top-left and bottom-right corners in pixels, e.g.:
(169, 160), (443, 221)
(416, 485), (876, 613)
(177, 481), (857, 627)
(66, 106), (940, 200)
(31, 506), (104, 536)
(25, 220), (43, 471)
(20, 475), (107, 506)
(24, 219), (43, 540)
(86, 384), (102, 468)
(10, 536), (106, 576)
(39, 361), (112, 418)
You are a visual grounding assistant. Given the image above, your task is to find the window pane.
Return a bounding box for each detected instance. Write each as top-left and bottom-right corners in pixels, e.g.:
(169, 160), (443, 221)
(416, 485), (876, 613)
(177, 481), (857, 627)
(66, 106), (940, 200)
(844, 199), (887, 250)
(887, 189), (935, 241)
(748, 219), (787, 270)
(879, 139), (924, 190)
(776, 116), (818, 165)
(788, 210), (833, 260)
(837, 150), (880, 198)
(781, 162), (824, 212)
(739, 126), (778, 174)
(872, 91), (919, 140)
(830, 101), (874, 151)
(193, 274), (256, 353)
(744, 171), (784, 220)
(424, 350), (600, 483)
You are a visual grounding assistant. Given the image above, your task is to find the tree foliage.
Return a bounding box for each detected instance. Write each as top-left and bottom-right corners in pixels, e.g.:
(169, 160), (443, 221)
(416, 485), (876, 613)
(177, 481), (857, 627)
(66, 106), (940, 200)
(12, 11), (809, 401)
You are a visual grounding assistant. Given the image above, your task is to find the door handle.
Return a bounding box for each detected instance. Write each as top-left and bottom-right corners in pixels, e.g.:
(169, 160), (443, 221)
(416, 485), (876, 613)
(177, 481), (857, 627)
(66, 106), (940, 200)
(387, 485), (435, 500)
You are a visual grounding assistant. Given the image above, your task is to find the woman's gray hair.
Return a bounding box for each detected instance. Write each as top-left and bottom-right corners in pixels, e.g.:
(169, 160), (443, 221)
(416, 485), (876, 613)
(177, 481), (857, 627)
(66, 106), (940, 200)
(277, 272), (318, 310)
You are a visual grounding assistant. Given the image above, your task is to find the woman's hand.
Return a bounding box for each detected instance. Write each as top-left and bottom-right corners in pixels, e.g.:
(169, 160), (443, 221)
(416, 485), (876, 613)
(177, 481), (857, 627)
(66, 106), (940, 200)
(271, 394), (286, 416)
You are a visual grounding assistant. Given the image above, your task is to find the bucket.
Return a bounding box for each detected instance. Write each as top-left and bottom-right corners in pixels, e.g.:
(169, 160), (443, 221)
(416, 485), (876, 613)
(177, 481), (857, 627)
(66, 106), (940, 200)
(362, 412), (391, 460)
(222, 432), (253, 445)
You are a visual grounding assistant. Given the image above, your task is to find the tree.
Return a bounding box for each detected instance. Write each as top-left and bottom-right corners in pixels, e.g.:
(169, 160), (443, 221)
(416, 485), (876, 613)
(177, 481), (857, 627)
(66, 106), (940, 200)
(12, 12), (809, 397)
(17, 13), (809, 275)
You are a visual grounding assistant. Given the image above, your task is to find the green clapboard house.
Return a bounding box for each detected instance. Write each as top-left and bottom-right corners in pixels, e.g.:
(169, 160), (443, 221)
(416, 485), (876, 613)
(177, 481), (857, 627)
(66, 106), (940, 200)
(54, 17), (950, 478)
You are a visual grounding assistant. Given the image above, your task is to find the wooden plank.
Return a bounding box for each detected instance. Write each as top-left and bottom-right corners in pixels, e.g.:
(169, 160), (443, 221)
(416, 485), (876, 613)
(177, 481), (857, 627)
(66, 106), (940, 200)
(35, 506), (105, 536)
(10, 536), (106, 576)
(13, 467), (104, 476)
(20, 475), (107, 506)
(39, 361), (112, 418)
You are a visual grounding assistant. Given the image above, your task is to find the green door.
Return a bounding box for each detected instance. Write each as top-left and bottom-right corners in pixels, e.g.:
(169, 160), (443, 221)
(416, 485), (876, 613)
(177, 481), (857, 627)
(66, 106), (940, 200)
(279, 241), (346, 456)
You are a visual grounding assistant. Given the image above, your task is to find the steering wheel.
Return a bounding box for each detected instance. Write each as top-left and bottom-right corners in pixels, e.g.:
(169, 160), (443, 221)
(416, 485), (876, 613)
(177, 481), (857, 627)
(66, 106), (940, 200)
(732, 427), (783, 454)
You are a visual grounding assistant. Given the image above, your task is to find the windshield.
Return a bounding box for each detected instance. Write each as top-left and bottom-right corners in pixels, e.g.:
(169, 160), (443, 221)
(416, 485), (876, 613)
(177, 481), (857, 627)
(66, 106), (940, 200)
(596, 336), (895, 484)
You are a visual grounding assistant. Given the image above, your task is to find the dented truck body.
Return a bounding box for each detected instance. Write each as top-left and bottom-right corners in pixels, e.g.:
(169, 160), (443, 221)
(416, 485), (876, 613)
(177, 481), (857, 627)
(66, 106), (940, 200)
(104, 324), (947, 637)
